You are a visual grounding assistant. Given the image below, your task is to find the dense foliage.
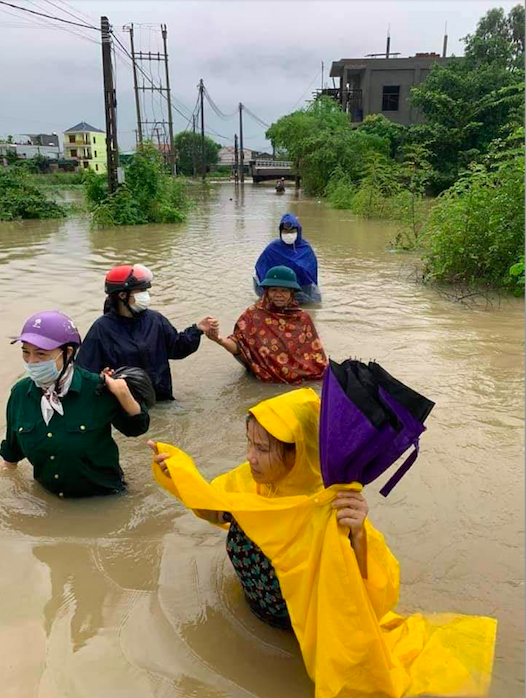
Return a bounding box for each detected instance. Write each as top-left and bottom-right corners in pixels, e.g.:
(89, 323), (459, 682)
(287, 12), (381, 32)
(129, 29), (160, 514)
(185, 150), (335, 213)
(0, 167), (67, 221)
(174, 132), (221, 176)
(409, 5), (524, 191)
(266, 97), (389, 195)
(84, 142), (191, 227)
(266, 6), (524, 292)
(421, 128), (525, 291)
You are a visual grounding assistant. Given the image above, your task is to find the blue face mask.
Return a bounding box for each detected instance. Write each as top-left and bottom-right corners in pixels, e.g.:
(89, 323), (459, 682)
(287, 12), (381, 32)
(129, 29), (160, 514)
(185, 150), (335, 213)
(24, 356), (61, 387)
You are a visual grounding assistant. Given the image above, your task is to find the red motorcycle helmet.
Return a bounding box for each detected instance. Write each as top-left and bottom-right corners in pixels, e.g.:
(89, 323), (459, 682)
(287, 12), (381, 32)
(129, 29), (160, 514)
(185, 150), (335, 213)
(105, 264), (153, 294)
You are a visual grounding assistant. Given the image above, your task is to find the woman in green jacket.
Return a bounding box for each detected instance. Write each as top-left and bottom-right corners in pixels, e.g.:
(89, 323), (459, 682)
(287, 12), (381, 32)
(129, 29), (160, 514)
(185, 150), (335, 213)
(0, 311), (150, 498)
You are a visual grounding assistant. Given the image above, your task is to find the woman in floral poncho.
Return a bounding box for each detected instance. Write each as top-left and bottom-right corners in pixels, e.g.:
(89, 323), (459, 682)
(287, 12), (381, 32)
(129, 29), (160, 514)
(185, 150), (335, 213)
(209, 266), (327, 384)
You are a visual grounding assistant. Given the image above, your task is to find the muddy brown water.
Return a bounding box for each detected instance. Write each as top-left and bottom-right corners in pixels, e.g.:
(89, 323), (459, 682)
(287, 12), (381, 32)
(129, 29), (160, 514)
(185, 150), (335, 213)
(0, 184), (523, 697)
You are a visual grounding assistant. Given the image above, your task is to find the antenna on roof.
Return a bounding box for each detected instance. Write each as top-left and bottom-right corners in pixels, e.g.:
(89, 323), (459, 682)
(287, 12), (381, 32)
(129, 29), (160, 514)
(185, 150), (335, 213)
(442, 22), (448, 57)
(386, 24), (391, 59)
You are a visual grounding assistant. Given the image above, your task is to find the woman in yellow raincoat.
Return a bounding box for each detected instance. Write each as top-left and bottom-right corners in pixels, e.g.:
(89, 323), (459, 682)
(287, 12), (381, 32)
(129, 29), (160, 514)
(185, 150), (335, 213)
(149, 388), (496, 698)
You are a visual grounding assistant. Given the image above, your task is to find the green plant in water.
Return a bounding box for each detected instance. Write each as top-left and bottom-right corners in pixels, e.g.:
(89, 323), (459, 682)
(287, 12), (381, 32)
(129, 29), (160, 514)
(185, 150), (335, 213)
(0, 167), (67, 221)
(392, 145), (434, 250)
(350, 151), (400, 219)
(84, 142), (191, 227)
(325, 166), (354, 209)
(421, 128), (525, 288)
(508, 255), (525, 294)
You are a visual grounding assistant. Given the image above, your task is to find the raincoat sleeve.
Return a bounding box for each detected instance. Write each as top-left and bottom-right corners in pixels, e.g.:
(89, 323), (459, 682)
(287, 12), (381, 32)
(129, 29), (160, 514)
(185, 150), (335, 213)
(161, 316), (203, 360)
(362, 519), (400, 620)
(76, 323), (110, 374)
(0, 389), (24, 464)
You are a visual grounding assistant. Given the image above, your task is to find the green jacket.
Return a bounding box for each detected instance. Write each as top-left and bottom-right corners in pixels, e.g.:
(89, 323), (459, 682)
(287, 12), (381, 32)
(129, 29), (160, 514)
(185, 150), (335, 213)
(0, 366), (150, 498)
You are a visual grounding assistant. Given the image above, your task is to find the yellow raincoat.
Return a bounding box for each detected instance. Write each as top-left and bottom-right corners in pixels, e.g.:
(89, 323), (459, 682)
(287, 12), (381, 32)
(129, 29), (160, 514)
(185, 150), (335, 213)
(153, 388), (497, 698)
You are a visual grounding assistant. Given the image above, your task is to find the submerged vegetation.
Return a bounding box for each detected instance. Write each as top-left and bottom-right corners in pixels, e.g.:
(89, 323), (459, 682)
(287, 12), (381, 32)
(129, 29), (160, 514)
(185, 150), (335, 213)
(0, 167), (67, 221)
(84, 142), (191, 227)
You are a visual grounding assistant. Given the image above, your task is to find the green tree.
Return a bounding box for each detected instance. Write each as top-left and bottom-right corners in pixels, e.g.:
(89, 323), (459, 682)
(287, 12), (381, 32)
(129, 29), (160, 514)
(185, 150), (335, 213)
(421, 127), (525, 288)
(174, 132), (221, 176)
(392, 145), (433, 249)
(409, 5), (524, 190)
(267, 96), (389, 195)
(357, 114), (406, 157)
(350, 151), (400, 219)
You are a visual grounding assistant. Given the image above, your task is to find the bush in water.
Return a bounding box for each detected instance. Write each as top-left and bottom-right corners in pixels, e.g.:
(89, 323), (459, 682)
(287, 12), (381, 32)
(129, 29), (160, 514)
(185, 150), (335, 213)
(84, 142), (191, 227)
(0, 167), (67, 221)
(266, 96), (389, 196)
(325, 166), (354, 209)
(421, 128), (525, 289)
(348, 152), (400, 219)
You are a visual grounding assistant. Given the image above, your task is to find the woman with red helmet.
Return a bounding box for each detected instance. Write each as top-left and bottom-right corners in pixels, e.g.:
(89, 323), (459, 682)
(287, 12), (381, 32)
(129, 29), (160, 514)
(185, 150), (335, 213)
(1, 311), (150, 498)
(76, 264), (218, 401)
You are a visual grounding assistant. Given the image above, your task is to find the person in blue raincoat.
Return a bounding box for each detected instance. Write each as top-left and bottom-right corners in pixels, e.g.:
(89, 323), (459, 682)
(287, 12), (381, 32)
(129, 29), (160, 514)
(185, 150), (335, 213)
(253, 213), (321, 304)
(76, 264), (218, 402)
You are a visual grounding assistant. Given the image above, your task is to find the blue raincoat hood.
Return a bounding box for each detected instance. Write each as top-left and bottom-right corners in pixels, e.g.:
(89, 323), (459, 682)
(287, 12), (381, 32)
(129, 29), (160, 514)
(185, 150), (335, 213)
(255, 213), (318, 287)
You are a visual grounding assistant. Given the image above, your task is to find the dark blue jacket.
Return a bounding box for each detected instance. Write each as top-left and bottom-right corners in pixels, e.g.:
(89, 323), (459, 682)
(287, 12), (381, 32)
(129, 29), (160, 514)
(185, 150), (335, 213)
(76, 309), (202, 401)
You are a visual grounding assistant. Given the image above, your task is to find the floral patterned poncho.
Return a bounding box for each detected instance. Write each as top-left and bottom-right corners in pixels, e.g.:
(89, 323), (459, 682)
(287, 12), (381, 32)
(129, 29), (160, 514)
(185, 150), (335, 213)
(229, 296), (328, 384)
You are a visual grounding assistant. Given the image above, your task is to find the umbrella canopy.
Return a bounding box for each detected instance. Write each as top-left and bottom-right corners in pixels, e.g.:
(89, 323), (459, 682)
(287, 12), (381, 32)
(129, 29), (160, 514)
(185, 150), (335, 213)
(319, 359), (435, 496)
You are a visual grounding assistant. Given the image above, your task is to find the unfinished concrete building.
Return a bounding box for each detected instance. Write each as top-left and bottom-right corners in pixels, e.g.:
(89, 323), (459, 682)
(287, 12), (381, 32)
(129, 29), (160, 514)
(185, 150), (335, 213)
(327, 52), (452, 126)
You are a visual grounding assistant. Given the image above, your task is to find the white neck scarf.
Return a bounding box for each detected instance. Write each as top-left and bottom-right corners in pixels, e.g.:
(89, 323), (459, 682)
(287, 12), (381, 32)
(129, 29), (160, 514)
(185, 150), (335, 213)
(40, 364), (75, 426)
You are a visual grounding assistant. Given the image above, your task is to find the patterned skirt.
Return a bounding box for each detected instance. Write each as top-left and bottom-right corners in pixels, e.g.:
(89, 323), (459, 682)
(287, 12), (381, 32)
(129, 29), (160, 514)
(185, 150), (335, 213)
(225, 515), (292, 630)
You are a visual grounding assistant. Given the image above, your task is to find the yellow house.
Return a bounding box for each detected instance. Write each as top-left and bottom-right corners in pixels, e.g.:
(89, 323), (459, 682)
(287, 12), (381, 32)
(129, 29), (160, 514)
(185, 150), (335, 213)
(63, 122), (107, 173)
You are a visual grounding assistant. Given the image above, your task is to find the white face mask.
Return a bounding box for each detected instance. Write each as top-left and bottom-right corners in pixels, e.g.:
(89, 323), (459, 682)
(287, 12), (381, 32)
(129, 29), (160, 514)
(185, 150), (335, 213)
(281, 232), (298, 245)
(131, 290), (151, 313)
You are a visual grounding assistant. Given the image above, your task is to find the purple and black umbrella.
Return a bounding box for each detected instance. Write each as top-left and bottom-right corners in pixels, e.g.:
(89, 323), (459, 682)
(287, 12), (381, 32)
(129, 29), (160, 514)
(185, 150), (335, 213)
(319, 359), (435, 496)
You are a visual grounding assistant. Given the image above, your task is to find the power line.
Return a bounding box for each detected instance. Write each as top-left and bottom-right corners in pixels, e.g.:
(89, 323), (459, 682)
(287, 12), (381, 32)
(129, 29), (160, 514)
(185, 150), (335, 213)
(290, 68), (322, 111)
(243, 104), (270, 128)
(0, 2), (100, 45)
(0, 0), (98, 29)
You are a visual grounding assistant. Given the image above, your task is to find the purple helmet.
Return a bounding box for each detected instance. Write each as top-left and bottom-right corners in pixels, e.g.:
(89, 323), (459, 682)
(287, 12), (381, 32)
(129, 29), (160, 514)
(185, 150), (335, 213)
(11, 311), (81, 350)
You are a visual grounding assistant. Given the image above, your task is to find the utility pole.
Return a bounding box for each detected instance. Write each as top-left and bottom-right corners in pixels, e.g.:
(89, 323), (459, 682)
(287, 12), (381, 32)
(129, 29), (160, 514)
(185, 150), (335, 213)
(238, 102), (244, 184)
(442, 22), (448, 58)
(161, 24), (176, 176)
(127, 24), (142, 145)
(321, 61), (324, 91)
(234, 133), (239, 183)
(101, 16), (119, 193)
(191, 114), (197, 177)
(199, 79), (206, 180)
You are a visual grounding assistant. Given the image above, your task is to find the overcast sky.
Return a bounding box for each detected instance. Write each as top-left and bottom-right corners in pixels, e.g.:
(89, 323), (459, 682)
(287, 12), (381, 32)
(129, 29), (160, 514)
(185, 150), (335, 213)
(0, 0), (519, 151)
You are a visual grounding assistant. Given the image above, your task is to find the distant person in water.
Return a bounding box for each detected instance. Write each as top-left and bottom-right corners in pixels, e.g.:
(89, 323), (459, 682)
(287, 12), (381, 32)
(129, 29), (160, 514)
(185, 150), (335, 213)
(253, 213), (321, 304)
(209, 266), (327, 384)
(76, 264), (218, 402)
(275, 177), (286, 192)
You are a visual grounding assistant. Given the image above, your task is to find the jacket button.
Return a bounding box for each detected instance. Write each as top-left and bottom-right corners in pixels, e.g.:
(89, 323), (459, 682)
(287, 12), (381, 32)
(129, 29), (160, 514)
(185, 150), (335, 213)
(47, 432), (53, 438)
(58, 492), (64, 498)
(54, 474), (59, 479)
(18, 427), (23, 432)
(50, 455), (55, 461)
(80, 425), (86, 431)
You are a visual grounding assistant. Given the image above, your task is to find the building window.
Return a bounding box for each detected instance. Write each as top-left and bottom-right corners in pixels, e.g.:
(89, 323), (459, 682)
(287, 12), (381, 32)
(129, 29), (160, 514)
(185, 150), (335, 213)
(69, 135), (75, 143)
(83, 161), (89, 168)
(94, 151), (97, 157)
(95, 164), (99, 171)
(70, 149), (77, 157)
(93, 137), (96, 143)
(382, 85), (400, 111)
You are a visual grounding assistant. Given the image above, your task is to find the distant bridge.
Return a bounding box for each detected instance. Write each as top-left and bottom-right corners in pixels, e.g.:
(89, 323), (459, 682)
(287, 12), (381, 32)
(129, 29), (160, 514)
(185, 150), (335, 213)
(249, 159), (295, 183)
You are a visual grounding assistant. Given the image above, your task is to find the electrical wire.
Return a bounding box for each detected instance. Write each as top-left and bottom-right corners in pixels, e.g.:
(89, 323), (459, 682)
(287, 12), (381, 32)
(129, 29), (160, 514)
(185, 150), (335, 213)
(0, 2), (100, 44)
(0, 0), (97, 28)
(290, 68), (322, 111)
(243, 104), (270, 128)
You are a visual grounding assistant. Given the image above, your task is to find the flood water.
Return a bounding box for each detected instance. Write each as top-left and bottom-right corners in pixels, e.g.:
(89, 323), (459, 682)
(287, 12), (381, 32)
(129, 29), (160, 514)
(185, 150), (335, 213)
(0, 183), (523, 698)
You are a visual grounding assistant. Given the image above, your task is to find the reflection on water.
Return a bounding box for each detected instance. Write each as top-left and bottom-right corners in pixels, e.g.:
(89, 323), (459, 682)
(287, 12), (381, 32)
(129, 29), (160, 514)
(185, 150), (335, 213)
(0, 183), (523, 697)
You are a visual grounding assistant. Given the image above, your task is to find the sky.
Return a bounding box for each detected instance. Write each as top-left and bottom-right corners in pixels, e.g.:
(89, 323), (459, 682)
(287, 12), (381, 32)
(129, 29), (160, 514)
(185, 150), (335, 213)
(0, 0), (519, 152)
